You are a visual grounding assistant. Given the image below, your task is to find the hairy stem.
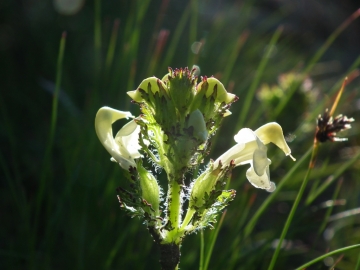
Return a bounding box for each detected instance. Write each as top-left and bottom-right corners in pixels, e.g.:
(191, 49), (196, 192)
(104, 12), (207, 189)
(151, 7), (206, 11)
(169, 181), (181, 230)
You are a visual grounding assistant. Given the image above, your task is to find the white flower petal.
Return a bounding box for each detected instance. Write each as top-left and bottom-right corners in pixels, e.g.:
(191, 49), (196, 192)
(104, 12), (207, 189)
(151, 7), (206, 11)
(213, 143), (245, 168)
(215, 128), (267, 168)
(246, 163), (271, 190)
(116, 119), (138, 136)
(116, 124), (142, 159)
(232, 128), (266, 166)
(233, 141), (260, 166)
(95, 107), (133, 144)
(252, 148), (271, 176)
(95, 106), (140, 170)
(266, 181), (276, 192)
(234, 128), (257, 144)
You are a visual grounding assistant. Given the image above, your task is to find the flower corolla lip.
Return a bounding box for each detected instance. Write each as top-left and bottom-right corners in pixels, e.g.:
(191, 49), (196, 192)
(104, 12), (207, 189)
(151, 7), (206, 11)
(127, 77), (168, 102)
(95, 106), (142, 170)
(197, 77), (236, 104)
(214, 122), (295, 191)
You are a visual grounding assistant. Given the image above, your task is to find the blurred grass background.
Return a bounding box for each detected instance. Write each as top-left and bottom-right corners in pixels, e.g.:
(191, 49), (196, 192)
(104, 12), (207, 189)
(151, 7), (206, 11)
(1, 0), (360, 269)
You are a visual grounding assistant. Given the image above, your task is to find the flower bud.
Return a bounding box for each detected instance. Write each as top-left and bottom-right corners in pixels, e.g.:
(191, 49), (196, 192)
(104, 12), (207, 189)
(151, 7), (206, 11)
(189, 169), (218, 209)
(187, 109), (208, 142)
(167, 68), (197, 115)
(137, 164), (161, 217)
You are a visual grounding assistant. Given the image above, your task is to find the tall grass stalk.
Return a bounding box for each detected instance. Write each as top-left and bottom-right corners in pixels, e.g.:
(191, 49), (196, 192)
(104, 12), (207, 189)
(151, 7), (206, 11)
(316, 178), (343, 236)
(221, 31), (249, 86)
(244, 146), (312, 237)
(268, 75), (350, 269)
(126, 0), (151, 91)
(356, 250), (360, 270)
(295, 244), (360, 270)
(268, 143), (318, 270)
(203, 210), (227, 270)
(34, 31), (67, 218)
(306, 149), (360, 205)
(236, 25), (283, 130)
(199, 230), (204, 270)
(32, 31), (67, 268)
(105, 19), (120, 71)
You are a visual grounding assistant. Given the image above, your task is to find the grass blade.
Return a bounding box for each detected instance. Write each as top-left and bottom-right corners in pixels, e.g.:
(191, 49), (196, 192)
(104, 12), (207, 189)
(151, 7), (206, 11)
(32, 31), (67, 268)
(295, 244), (360, 270)
(236, 25), (283, 130)
(244, 146), (312, 237)
(204, 210), (227, 270)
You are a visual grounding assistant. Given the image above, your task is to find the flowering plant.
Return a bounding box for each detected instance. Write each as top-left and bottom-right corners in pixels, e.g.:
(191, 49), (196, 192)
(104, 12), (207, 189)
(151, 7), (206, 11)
(95, 67), (294, 269)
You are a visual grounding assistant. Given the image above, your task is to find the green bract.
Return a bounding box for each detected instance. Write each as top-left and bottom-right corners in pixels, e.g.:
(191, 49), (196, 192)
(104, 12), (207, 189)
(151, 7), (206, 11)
(137, 164), (161, 217)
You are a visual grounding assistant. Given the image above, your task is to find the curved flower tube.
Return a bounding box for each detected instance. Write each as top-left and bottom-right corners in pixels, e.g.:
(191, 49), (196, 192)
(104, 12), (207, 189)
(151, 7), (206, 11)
(95, 106), (141, 170)
(214, 122), (295, 191)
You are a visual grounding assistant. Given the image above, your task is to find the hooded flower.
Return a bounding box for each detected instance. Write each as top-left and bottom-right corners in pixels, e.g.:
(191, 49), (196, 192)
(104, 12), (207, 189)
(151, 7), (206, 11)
(214, 122), (295, 191)
(95, 106), (142, 170)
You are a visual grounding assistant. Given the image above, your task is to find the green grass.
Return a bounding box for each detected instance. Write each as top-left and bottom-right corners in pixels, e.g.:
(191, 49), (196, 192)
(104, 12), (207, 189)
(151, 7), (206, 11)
(1, 1), (360, 269)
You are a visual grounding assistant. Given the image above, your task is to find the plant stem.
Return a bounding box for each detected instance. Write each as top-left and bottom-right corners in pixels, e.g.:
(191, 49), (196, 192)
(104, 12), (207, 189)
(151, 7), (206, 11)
(159, 243), (180, 270)
(170, 181), (181, 229)
(166, 180), (182, 242)
(149, 223), (180, 270)
(268, 143), (318, 270)
(199, 230), (204, 270)
(180, 208), (195, 231)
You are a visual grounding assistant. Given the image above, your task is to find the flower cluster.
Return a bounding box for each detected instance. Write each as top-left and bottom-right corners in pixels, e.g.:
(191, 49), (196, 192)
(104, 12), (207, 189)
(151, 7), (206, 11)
(94, 67), (294, 246)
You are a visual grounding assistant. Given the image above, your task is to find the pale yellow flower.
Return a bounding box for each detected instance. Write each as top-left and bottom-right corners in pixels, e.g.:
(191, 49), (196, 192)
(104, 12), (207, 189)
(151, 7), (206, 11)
(214, 122), (295, 191)
(95, 106), (141, 170)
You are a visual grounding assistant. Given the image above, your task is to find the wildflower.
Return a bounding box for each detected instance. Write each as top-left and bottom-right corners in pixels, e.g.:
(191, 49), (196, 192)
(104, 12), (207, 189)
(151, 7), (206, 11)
(316, 109), (354, 142)
(214, 122), (295, 191)
(95, 106), (141, 170)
